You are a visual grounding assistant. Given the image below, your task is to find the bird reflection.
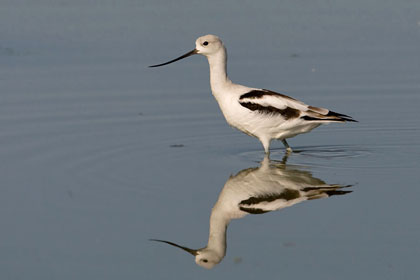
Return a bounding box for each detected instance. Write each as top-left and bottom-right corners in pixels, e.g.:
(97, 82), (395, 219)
(152, 155), (352, 269)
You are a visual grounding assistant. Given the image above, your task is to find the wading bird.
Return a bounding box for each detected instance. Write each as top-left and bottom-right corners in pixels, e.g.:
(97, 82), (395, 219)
(150, 35), (356, 153)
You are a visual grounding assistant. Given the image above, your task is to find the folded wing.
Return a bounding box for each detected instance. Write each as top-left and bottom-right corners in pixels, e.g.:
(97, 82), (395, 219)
(239, 89), (357, 122)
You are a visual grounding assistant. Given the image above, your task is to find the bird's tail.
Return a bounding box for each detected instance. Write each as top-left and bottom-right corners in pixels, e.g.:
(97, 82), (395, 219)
(302, 110), (357, 122)
(303, 185), (353, 200)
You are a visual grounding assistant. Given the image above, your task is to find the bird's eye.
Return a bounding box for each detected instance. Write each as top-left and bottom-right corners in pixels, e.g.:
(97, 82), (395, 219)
(202, 259), (208, 263)
(203, 41), (209, 46)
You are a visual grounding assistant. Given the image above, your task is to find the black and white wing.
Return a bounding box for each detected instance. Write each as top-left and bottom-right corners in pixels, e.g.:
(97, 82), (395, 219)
(239, 89), (356, 122)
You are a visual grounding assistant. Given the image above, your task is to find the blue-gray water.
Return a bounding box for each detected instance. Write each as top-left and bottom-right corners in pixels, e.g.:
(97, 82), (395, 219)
(1, 0), (420, 279)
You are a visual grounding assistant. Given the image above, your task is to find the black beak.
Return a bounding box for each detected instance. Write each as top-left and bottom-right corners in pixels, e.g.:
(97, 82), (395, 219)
(149, 49), (198, 68)
(150, 239), (198, 256)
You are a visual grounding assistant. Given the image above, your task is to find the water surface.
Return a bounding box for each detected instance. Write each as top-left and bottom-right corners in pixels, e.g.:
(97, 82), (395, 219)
(1, 1), (419, 279)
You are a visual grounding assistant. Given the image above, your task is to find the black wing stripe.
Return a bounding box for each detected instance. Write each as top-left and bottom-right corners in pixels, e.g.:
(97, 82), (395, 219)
(239, 89), (297, 101)
(239, 206), (269, 214)
(239, 102), (300, 119)
(240, 190), (301, 205)
(301, 115), (357, 122)
(327, 110), (352, 118)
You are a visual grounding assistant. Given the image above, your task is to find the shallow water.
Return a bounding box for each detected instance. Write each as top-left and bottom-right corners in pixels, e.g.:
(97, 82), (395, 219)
(1, 0), (420, 279)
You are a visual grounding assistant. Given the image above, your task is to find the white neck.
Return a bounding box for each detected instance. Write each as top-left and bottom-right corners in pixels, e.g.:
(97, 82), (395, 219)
(205, 206), (230, 259)
(206, 46), (232, 97)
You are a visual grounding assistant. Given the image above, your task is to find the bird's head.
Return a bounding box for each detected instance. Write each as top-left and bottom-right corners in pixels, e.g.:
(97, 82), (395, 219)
(194, 248), (222, 269)
(150, 239), (222, 269)
(194, 34), (224, 56)
(148, 34), (224, 68)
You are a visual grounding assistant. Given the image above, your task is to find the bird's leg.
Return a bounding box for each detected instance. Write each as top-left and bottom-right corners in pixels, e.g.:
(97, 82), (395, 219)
(261, 138), (271, 154)
(280, 152), (290, 164)
(261, 154), (271, 168)
(282, 139), (293, 152)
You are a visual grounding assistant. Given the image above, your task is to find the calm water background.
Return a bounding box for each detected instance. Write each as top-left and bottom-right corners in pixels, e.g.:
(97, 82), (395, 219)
(1, 0), (420, 279)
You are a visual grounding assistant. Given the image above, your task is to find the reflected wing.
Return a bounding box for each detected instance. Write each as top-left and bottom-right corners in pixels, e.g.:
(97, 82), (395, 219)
(238, 189), (302, 214)
(238, 185), (352, 215)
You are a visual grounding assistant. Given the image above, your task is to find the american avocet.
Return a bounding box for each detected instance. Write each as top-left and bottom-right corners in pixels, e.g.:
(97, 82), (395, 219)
(151, 156), (352, 269)
(149, 35), (356, 153)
